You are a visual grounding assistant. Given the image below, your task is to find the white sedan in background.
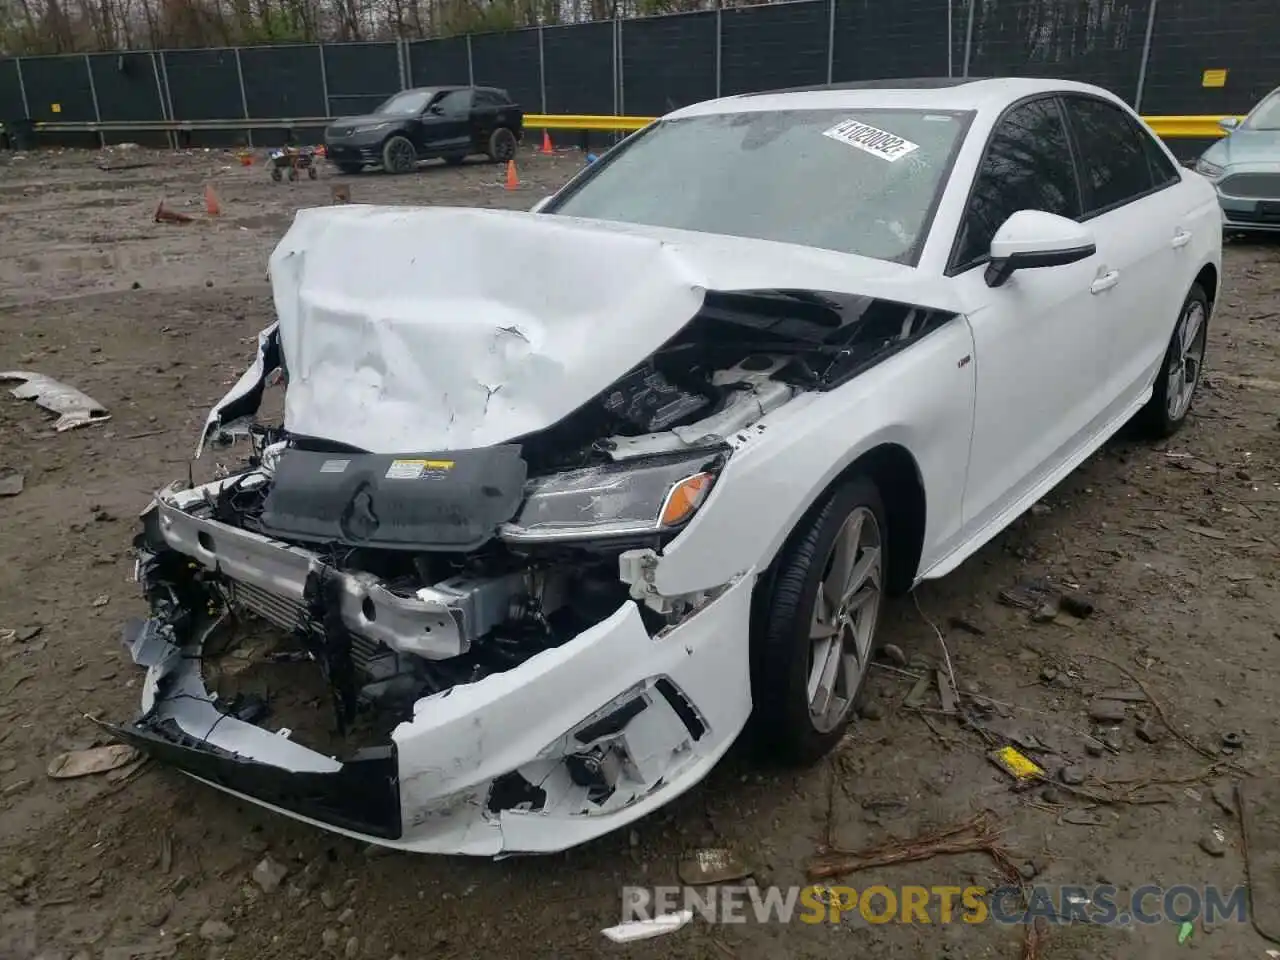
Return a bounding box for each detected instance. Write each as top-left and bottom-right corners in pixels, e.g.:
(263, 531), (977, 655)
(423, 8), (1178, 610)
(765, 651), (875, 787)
(110, 77), (1221, 855)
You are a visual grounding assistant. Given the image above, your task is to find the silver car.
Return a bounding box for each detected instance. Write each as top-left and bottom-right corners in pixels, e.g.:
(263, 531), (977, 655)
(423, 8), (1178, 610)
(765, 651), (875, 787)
(1195, 87), (1280, 233)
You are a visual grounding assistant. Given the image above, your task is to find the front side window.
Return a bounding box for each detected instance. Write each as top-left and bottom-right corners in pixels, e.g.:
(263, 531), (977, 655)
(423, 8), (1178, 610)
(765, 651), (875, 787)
(1063, 96), (1158, 214)
(433, 90), (472, 115)
(546, 108), (972, 265)
(952, 97), (1081, 271)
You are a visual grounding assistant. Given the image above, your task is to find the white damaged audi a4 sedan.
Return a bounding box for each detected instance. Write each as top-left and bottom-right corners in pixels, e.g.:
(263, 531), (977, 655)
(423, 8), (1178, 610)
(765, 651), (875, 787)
(108, 77), (1221, 855)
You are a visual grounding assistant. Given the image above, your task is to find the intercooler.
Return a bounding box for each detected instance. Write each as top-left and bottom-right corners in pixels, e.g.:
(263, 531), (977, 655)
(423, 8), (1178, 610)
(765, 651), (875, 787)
(227, 578), (384, 672)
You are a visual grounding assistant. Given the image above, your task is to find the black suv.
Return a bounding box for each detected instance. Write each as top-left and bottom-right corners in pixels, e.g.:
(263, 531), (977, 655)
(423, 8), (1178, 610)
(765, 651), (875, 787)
(324, 86), (524, 174)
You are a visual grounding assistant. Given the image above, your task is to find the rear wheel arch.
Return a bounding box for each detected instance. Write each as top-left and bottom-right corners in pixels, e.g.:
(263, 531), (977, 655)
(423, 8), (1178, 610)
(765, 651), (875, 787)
(1194, 263), (1219, 307)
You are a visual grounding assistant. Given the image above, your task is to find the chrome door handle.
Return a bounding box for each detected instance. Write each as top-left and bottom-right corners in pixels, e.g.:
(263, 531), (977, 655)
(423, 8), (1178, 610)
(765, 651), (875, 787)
(1171, 229), (1192, 249)
(1090, 270), (1120, 294)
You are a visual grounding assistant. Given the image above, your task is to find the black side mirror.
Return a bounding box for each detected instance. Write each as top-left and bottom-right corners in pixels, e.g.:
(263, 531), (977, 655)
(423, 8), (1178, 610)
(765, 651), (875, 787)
(985, 244), (1096, 288)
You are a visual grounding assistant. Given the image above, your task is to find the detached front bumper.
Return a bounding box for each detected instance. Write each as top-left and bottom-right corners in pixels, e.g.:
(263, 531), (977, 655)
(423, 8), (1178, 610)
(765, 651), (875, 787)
(112, 501), (754, 855)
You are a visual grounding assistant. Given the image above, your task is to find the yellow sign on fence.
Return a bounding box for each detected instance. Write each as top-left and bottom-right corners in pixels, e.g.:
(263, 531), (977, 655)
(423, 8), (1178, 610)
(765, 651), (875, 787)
(1202, 69), (1228, 88)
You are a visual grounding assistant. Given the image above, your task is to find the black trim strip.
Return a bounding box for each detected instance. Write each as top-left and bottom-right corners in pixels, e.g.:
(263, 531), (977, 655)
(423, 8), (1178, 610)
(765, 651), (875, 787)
(101, 719), (404, 840)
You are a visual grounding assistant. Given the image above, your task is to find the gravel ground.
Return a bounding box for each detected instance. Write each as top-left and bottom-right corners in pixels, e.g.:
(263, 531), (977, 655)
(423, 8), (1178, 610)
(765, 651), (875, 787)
(1, 145), (1279, 960)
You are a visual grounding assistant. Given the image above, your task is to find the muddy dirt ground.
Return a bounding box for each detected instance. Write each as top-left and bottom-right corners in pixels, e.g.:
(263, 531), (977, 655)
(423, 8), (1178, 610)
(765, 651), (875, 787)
(1, 144), (1279, 960)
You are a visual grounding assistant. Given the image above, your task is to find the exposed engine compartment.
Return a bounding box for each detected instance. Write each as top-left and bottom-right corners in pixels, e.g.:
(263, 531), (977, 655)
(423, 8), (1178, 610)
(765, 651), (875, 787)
(161, 288), (952, 746)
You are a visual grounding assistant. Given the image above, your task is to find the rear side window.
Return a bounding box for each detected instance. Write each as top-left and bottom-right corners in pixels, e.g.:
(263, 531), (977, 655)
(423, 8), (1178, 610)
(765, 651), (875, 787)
(1063, 96), (1160, 213)
(476, 90), (506, 107)
(951, 97), (1082, 271)
(1143, 129), (1180, 187)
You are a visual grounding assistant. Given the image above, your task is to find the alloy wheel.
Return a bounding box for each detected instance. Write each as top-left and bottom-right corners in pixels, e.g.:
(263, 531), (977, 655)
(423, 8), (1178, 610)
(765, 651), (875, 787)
(806, 506), (882, 733)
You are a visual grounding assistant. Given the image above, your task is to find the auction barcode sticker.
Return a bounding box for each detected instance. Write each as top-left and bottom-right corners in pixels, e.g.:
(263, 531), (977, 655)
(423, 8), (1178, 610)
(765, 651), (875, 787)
(822, 119), (920, 161)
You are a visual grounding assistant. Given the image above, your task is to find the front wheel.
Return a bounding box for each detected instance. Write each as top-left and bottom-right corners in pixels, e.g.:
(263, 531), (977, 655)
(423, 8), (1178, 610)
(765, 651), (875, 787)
(750, 476), (887, 764)
(1135, 282), (1210, 438)
(486, 127), (517, 163)
(381, 135), (417, 174)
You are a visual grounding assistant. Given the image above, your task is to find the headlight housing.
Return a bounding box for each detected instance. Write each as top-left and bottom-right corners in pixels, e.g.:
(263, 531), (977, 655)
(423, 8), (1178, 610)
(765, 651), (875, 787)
(1194, 158), (1225, 180)
(500, 450), (724, 543)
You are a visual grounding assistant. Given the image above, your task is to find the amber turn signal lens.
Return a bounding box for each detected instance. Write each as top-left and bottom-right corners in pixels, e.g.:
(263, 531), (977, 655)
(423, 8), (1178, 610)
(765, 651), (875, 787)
(659, 472), (715, 528)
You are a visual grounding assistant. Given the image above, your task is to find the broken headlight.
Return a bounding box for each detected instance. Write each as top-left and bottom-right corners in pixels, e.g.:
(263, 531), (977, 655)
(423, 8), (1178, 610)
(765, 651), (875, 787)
(500, 451), (723, 543)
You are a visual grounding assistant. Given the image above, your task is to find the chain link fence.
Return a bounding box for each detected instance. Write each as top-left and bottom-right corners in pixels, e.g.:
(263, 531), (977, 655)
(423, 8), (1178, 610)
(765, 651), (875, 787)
(1, 0), (1277, 140)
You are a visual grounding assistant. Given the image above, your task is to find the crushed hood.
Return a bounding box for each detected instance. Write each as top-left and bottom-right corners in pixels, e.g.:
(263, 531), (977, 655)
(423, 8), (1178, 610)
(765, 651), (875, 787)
(267, 205), (962, 453)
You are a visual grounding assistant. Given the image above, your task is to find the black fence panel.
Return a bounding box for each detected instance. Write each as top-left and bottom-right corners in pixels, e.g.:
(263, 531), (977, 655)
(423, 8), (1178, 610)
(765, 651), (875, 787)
(1142, 0), (1280, 115)
(720, 1), (828, 97)
(408, 37), (469, 88)
(162, 49), (242, 120)
(965, 0), (1148, 104)
(89, 52), (165, 122)
(322, 41), (400, 116)
(18, 56), (94, 122)
(471, 29), (541, 111)
(833, 0), (949, 83)
(621, 12), (716, 116)
(0, 59), (24, 120)
(543, 22), (614, 116)
(240, 45), (325, 119)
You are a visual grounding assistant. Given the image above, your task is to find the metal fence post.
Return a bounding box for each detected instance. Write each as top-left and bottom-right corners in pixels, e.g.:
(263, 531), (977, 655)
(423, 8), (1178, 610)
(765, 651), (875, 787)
(159, 50), (177, 147)
(151, 51), (175, 149)
(1134, 0), (1159, 112)
(961, 0), (976, 78)
(402, 37), (412, 89)
(318, 44), (331, 119)
(947, 0), (953, 77)
(826, 0), (836, 85)
(611, 17), (619, 116)
(617, 17), (626, 114)
(466, 34), (475, 86)
(233, 47), (253, 146)
(84, 53), (103, 147)
(714, 8), (722, 98)
(14, 58), (30, 118)
(538, 27), (547, 113)
(396, 37), (407, 90)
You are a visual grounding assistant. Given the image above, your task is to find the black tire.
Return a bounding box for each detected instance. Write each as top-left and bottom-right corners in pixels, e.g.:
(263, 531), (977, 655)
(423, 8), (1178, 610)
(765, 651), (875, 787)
(486, 127), (518, 163)
(287, 166), (297, 182)
(750, 475), (888, 765)
(336, 163), (363, 175)
(382, 135), (417, 174)
(1134, 282), (1210, 438)
(270, 166), (282, 182)
(443, 153), (468, 166)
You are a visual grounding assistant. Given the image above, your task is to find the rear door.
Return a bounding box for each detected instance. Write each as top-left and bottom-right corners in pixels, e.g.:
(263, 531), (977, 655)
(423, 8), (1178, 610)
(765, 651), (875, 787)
(1059, 95), (1187, 412)
(472, 89), (522, 148)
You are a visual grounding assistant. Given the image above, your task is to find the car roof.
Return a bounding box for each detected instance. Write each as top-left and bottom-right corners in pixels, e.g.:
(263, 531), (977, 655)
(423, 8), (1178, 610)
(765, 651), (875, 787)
(665, 77), (1123, 120)
(405, 85), (505, 94)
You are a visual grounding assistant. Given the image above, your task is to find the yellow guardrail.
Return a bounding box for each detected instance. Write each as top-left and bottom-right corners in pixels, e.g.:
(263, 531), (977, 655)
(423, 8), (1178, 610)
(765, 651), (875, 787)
(2, 113), (1245, 139)
(529, 114), (1245, 139)
(1144, 115), (1244, 138)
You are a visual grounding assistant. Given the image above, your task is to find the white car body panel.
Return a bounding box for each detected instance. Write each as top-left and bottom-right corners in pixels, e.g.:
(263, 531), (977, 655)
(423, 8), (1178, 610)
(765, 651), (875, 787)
(264, 205), (963, 455)
(117, 77), (1222, 856)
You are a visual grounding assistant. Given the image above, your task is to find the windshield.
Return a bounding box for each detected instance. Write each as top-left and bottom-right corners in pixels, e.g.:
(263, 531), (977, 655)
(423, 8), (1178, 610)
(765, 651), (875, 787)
(547, 108), (972, 264)
(1243, 90), (1280, 130)
(376, 90), (435, 116)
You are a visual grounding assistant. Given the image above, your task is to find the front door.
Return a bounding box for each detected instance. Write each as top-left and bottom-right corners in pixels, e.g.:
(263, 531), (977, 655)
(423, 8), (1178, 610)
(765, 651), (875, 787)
(416, 89), (474, 155)
(949, 96), (1112, 539)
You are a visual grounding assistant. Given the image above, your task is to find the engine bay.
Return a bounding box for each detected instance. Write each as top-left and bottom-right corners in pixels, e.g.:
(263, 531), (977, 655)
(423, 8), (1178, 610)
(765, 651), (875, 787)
(150, 288), (953, 747)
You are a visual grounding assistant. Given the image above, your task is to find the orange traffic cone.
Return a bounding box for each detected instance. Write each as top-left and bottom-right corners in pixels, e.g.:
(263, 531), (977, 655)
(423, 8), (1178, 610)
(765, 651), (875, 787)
(505, 159), (519, 190)
(540, 129), (554, 155)
(205, 184), (222, 216)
